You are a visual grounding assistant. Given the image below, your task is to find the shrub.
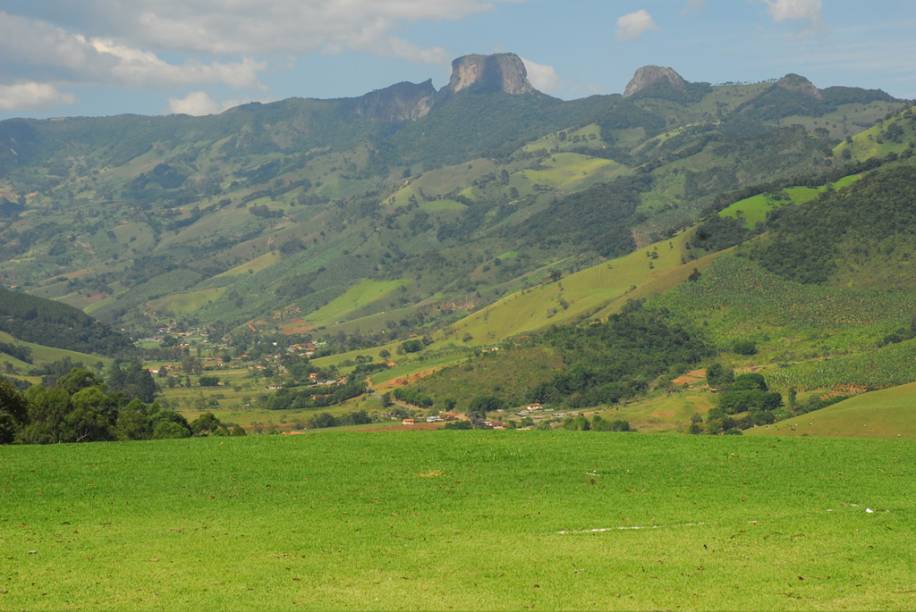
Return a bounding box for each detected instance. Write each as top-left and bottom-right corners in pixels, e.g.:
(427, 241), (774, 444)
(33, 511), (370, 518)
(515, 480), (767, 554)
(732, 340), (758, 355)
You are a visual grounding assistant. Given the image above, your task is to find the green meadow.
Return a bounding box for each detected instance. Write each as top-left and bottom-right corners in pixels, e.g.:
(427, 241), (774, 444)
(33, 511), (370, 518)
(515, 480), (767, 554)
(1, 432), (914, 610)
(754, 382), (916, 439)
(719, 173), (863, 228)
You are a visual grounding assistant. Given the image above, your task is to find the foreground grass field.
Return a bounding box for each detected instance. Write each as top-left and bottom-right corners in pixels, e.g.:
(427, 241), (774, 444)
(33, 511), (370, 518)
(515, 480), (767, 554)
(1, 433), (914, 610)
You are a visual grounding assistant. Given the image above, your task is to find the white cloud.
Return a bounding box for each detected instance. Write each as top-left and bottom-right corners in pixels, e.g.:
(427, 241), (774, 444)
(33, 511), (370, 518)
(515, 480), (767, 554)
(168, 91), (222, 116)
(764, 0), (822, 24)
(169, 91), (275, 115)
(1, 0), (509, 109)
(9, 1), (511, 63)
(521, 57), (560, 93)
(0, 11), (264, 89)
(616, 9), (658, 41)
(0, 82), (74, 111)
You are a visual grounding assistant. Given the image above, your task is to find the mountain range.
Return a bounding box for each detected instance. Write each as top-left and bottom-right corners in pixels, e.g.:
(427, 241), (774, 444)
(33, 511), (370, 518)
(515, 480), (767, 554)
(0, 52), (910, 361)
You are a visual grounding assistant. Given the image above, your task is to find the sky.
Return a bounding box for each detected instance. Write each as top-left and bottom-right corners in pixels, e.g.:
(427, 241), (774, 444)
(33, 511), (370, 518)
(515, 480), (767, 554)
(0, 0), (914, 120)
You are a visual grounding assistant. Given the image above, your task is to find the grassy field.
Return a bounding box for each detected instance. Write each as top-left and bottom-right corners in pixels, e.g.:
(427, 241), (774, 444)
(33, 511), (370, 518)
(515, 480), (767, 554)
(444, 230), (715, 346)
(719, 173), (863, 228)
(0, 330), (111, 375)
(753, 382), (916, 439)
(1, 432), (914, 610)
(305, 279), (407, 328)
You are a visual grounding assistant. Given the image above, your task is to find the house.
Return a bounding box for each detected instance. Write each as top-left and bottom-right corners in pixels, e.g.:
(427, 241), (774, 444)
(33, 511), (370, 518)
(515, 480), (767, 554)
(426, 415), (443, 423)
(402, 418), (416, 426)
(526, 403), (544, 411)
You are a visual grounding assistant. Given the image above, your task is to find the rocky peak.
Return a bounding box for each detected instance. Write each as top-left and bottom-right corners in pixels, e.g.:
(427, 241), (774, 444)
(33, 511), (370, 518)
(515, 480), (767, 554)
(775, 74), (823, 99)
(348, 80), (437, 122)
(445, 53), (536, 95)
(624, 65), (688, 98)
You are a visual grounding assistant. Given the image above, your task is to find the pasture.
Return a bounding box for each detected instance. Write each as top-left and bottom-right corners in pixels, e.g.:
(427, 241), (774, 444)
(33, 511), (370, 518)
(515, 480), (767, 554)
(718, 173), (863, 228)
(1, 432), (913, 610)
(754, 382), (916, 439)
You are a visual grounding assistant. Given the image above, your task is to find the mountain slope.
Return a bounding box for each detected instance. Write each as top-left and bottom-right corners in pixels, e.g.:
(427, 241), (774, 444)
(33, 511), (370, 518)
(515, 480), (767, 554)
(0, 56), (906, 348)
(0, 286), (132, 356)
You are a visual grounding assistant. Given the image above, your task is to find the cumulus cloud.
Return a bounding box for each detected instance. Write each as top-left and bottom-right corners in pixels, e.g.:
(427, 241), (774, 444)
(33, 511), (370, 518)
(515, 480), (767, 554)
(0, 11), (264, 89)
(9, 1), (507, 62)
(167, 91), (222, 116)
(616, 9), (658, 41)
(168, 91), (275, 115)
(521, 57), (560, 93)
(764, 0), (822, 24)
(0, 82), (74, 111)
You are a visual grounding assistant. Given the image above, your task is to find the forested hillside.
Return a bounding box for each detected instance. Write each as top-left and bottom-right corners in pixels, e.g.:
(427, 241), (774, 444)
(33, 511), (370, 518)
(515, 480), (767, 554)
(0, 287), (133, 356)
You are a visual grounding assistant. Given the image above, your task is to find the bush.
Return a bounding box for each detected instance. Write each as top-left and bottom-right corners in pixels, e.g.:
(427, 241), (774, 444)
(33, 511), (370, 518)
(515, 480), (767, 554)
(152, 420), (192, 439)
(732, 340), (758, 356)
(199, 376), (221, 387)
(399, 339), (425, 354)
(591, 415), (632, 432)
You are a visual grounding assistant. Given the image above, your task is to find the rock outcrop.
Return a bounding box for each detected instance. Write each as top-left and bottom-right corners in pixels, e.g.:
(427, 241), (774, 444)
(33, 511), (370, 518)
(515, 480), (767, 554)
(444, 53), (536, 96)
(624, 66), (688, 98)
(347, 80), (437, 122)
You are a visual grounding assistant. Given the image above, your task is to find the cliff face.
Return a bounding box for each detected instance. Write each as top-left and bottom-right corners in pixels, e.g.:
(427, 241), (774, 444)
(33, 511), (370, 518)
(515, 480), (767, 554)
(343, 53), (538, 122)
(444, 53), (536, 95)
(624, 66), (688, 98)
(348, 80), (437, 122)
(776, 74), (823, 100)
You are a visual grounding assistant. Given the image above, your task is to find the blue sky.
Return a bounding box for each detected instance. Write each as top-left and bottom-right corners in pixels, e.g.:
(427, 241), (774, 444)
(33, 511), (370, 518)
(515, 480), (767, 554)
(0, 0), (914, 120)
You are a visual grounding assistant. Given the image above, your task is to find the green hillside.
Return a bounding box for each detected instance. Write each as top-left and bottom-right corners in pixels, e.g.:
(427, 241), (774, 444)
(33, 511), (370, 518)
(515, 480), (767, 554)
(444, 231), (693, 344)
(0, 330), (111, 375)
(752, 382), (916, 439)
(0, 62), (903, 348)
(385, 156), (916, 427)
(1, 433), (914, 609)
(718, 172), (863, 228)
(0, 286), (132, 356)
(833, 105), (916, 161)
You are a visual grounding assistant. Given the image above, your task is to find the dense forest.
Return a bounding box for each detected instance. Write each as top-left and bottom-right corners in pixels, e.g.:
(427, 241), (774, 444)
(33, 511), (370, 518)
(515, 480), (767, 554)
(752, 165), (916, 284)
(528, 303), (711, 407)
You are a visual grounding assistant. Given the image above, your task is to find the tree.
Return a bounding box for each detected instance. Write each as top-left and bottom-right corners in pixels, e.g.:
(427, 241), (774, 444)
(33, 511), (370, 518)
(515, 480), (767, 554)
(732, 340), (758, 356)
(58, 368), (99, 395)
(108, 361), (157, 403)
(66, 386), (116, 442)
(199, 376), (221, 387)
(116, 400), (152, 440)
(468, 396), (504, 419)
(0, 379), (29, 443)
(706, 363), (734, 388)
